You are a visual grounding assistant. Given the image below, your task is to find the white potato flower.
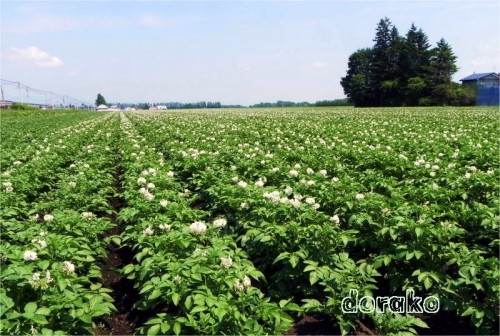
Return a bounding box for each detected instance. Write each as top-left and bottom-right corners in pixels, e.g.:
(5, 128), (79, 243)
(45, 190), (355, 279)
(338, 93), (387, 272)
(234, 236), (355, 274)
(330, 215), (340, 225)
(355, 193), (365, 201)
(23, 250), (38, 261)
(221, 256), (233, 269)
(143, 227), (154, 236)
(242, 275), (252, 288)
(159, 223), (172, 231)
(189, 221), (207, 235)
(213, 218), (227, 228)
(43, 214), (54, 222)
(62, 261), (76, 275)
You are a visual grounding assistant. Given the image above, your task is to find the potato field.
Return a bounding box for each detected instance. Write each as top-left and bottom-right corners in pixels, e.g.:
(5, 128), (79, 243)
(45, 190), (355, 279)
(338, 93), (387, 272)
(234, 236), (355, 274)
(1, 107), (498, 335)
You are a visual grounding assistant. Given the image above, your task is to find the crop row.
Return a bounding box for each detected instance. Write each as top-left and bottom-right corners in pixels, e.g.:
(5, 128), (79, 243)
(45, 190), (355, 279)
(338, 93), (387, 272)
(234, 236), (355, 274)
(1, 113), (120, 334)
(1, 107), (498, 335)
(116, 113), (295, 334)
(123, 107), (499, 334)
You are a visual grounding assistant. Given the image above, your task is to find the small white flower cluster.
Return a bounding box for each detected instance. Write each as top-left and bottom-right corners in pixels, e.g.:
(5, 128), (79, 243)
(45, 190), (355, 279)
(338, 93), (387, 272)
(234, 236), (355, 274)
(81, 211), (95, 219)
(289, 169), (299, 177)
(43, 214), (54, 222)
(263, 190), (281, 203)
(137, 177), (147, 185)
(189, 221), (207, 235)
(141, 168), (157, 176)
(2, 181), (13, 193)
(31, 238), (47, 249)
(237, 181), (248, 188)
(178, 189), (191, 197)
(240, 202), (250, 210)
(398, 154), (408, 161)
(143, 227), (154, 236)
(213, 218), (227, 228)
(221, 256), (233, 269)
(68, 181), (77, 188)
(159, 223), (172, 231)
(23, 250), (38, 261)
(29, 271), (53, 289)
(299, 179), (316, 186)
(413, 158), (426, 167)
(234, 275), (252, 292)
(62, 261), (76, 275)
(166, 171), (175, 178)
(139, 187), (155, 201)
(159, 199), (169, 207)
(305, 197), (320, 209)
(355, 193), (365, 201)
(467, 165), (478, 172)
(254, 178), (266, 188)
(330, 214), (340, 226)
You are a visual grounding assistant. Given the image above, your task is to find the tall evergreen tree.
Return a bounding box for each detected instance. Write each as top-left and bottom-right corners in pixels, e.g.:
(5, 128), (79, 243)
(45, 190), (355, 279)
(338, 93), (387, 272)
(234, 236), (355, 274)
(429, 38), (458, 104)
(340, 48), (374, 107)
(371, 18), (403, 106)
(402, 24), (433, 105)
(340, 18), (461, 107)
(95, 93), (107, 106)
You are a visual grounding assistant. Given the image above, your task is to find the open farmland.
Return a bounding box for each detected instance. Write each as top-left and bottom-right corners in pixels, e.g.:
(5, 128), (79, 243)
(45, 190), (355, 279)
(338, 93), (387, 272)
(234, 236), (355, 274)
(1, 107), (498, 335)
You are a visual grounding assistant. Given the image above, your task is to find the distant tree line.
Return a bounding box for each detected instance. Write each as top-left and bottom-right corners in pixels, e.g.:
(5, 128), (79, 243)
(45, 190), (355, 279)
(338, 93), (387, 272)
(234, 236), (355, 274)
(341, 17), (474, 107)
(116, 101), (246, 110)
(250, 99), (352, 108)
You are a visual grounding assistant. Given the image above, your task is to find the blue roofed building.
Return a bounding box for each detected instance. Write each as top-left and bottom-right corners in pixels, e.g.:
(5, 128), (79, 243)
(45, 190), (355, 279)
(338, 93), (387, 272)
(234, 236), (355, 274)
(460, 72), (499, 106)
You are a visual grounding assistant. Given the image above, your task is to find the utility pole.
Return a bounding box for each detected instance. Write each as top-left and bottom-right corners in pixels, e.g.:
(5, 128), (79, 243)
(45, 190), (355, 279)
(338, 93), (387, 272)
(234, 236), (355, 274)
(18, 82), (22, 103)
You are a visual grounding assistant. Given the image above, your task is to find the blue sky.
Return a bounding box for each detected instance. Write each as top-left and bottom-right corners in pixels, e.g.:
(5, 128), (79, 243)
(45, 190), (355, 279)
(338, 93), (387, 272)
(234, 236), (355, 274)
(1, 0), (499, 106)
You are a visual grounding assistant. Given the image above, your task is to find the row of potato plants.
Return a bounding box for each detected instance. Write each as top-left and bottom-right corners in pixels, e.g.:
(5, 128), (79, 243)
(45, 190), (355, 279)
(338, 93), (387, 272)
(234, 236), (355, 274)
(125, 107), (499, 335)
(1, 112), (120, 334)
(116, 113), (296, 335)
(1, 109), (98, 170)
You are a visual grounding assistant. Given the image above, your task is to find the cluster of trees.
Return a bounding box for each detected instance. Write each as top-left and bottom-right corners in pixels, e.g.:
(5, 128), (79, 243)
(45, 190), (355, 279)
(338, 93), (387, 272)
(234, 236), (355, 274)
(250, 99), (352, 108)
(341, 18), (474, 107)
(95, 93), (107, 106)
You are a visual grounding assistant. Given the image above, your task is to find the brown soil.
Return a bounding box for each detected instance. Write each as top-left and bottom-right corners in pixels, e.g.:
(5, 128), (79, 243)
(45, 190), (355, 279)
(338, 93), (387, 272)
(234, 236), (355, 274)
(92, 165), (141, 335)
(286, 313), (340, 335)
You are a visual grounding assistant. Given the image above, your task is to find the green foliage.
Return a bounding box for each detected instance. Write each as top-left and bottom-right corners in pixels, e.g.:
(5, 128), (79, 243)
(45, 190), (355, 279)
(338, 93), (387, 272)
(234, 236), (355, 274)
(1, 107), (498, 335)
(341, 18), (462, 107)
(10, 102), (34, 110)
(95, 93), (107, 106)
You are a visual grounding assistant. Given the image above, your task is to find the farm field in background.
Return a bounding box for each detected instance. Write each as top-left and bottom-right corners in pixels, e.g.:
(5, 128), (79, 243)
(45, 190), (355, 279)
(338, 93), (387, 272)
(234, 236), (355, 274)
(1, 106), (498, 335)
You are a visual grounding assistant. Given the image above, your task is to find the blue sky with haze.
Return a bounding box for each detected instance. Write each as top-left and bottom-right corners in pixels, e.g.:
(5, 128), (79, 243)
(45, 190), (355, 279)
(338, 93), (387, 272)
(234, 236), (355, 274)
(1, 0), (499, 106)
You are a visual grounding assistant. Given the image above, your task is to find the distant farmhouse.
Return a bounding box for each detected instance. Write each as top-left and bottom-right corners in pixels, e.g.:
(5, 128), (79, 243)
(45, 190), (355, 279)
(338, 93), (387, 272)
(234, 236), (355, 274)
(460, 72), (500, 106)
(96, 104), (120, 111)
(149, 105), (167, 110)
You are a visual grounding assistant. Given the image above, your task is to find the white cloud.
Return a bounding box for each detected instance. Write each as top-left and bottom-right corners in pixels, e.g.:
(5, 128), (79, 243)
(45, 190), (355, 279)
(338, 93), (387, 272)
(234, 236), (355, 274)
(9, 46), (63, 68)
(311, 62), (329, 69)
